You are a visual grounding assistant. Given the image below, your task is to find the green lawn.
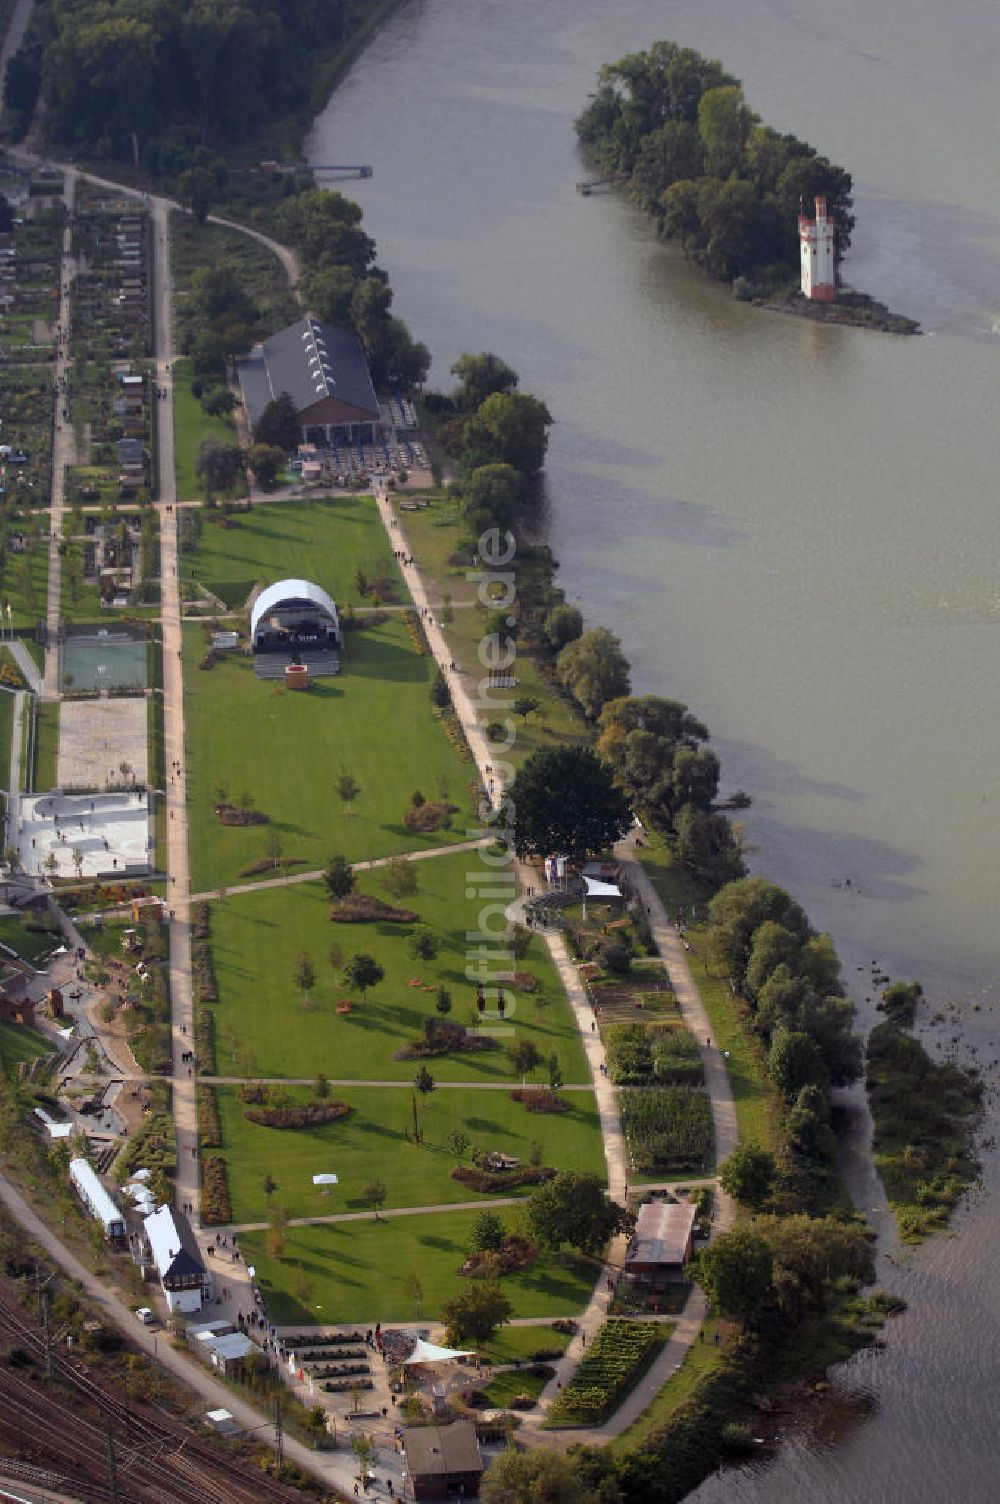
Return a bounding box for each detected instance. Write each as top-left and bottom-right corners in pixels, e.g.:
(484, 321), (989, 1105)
(173, 357), (240, 502)
(217, 1082), (604, 1221)
(685, 929), (781, 1154)
(182, 494), (404, 612)
(208, 855), (590, 1082)
(483, 1369), (548, 1407)
(0, 913), (61, 964)
(185, 615), (474, 890)
(2, 538), (50, 631)
(0, 1018), (52, 1071)
(33, 698), (59, 792)
(399, 494), (587, 768)
(480, 1324), (572, 1363)
(239, 1208), (598, 1326)
(0, 689), (13, 789)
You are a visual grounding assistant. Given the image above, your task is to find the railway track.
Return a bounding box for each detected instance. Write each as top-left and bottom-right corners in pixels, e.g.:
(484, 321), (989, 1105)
(0, 1288), (326, 1504)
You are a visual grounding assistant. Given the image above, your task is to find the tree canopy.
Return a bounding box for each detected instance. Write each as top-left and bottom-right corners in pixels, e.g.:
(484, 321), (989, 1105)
(557, 628), (632, 721)
(22, 0), (362, 162)
(527, 1171), (629, 1257)
(506, 745), (632, 860)
(576, 40), (855, 289)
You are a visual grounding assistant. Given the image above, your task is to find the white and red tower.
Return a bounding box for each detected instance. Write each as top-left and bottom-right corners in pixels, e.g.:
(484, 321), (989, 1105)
(798, 195), (836, 301)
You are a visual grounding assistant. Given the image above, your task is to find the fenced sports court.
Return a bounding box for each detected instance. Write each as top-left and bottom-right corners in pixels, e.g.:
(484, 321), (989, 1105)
(60, 628), (147, 692)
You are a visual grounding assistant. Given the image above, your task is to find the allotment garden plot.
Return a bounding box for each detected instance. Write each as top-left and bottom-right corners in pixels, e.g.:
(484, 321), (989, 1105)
(204, 856), (589, 1083)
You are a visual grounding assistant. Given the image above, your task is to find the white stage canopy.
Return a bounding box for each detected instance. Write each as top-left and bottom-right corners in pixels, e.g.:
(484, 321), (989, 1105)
(403, 1337), (476, 1366)
(583, 876), (622, 898)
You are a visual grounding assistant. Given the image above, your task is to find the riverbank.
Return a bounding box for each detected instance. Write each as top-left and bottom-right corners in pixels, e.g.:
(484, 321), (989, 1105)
(763, 288), (921, 335)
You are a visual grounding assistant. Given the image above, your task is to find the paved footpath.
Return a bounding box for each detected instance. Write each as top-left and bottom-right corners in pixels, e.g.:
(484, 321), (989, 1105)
(149, 191), (202, 1225)
(42, 168), (78, 697)
(189, 836), (485, 903)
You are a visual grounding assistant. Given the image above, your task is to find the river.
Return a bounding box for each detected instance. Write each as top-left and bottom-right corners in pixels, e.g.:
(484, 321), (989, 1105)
(307, 2), (1000, 1497)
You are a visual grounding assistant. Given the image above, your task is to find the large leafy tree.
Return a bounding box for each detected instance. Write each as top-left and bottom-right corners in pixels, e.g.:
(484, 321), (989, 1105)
(462, 391), (552, 477)
(451, 352), (519, 412)
(441, 1283), (512, 1347)
(461, 463), (526, 531)
(483, 1451), (610, 1504)
(557, 628), (631, 721)
(507, 746), (632, 860)
(254, 393), (300, 452)
(694, 1223), (774, 1324)
(527, 1171), (629, 1257)
(196, 439), (242, 502)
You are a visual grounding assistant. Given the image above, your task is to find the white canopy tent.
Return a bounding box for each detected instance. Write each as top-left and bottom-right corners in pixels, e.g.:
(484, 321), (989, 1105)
(312, 1173), (339, 1185)
(582, 873), (623, 919)
(403, 1337), (476, 1366)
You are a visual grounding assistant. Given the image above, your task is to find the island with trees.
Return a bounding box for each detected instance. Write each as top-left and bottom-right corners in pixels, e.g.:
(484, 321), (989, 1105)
(575, 41), (918, 332)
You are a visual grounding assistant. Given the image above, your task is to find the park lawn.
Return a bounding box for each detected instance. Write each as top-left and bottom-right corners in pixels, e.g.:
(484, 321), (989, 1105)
(4, 539), (50, 631)
(33, 698), (59, 792)
(0, 913), (61, 964)
(216, 1082), (604, 1222)
(239, 1208), (598, 1326)
(0, 689), (12, 788)
(480, 1324), (572, 1362)
(685, 927), (781, 1155)
(184, 616), (475, 890)
(0, 1018), (52, 1070)
(183, 495), (404, 611)
(173, 357), (240, 502)
(400, 495), (587, 767)
(208, 856), (590, 1082)
(483, 1369), (547, 1407)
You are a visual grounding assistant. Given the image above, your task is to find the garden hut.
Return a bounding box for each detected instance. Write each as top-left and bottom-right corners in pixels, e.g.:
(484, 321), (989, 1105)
(624, 1200), (697, 1286)
(403, 1421), (483, 1501)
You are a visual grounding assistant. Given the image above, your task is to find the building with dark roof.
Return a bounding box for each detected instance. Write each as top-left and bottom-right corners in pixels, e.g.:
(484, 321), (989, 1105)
(403, 1422), (484, 1500)
(139, 1205), (211, 1313)
(624, 1200), (697, 1285)
(237, 316), (381, 447)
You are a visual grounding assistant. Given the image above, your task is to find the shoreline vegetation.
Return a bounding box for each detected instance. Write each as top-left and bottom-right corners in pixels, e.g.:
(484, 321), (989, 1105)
(574, 40), (918, 334)
(866, 982), (981, 1242)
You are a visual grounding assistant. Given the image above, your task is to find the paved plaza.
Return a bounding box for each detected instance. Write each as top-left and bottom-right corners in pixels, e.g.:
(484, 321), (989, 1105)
(58, 695), (148, 790)
(16, 790), (151, 878)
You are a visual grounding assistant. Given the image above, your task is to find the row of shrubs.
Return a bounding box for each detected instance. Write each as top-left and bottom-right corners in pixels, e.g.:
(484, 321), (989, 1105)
(201, 1154), (232, 1225)
(198, 1086), (222, 1150)
(605, 1022), (703, 1086)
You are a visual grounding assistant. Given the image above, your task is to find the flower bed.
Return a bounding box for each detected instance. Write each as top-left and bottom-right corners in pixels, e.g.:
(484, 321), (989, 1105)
(544, 1319), (664, 1427)
(243, 1099), (350, 1129)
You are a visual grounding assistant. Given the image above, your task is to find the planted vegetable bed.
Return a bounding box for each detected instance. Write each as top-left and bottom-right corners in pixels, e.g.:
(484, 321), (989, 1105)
(620, 1086), (713, 1176)
(544, 1319), (664, 1426)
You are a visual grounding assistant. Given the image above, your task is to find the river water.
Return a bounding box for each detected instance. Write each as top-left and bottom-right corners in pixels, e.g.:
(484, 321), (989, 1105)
(308, 2), (1000, 1497)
